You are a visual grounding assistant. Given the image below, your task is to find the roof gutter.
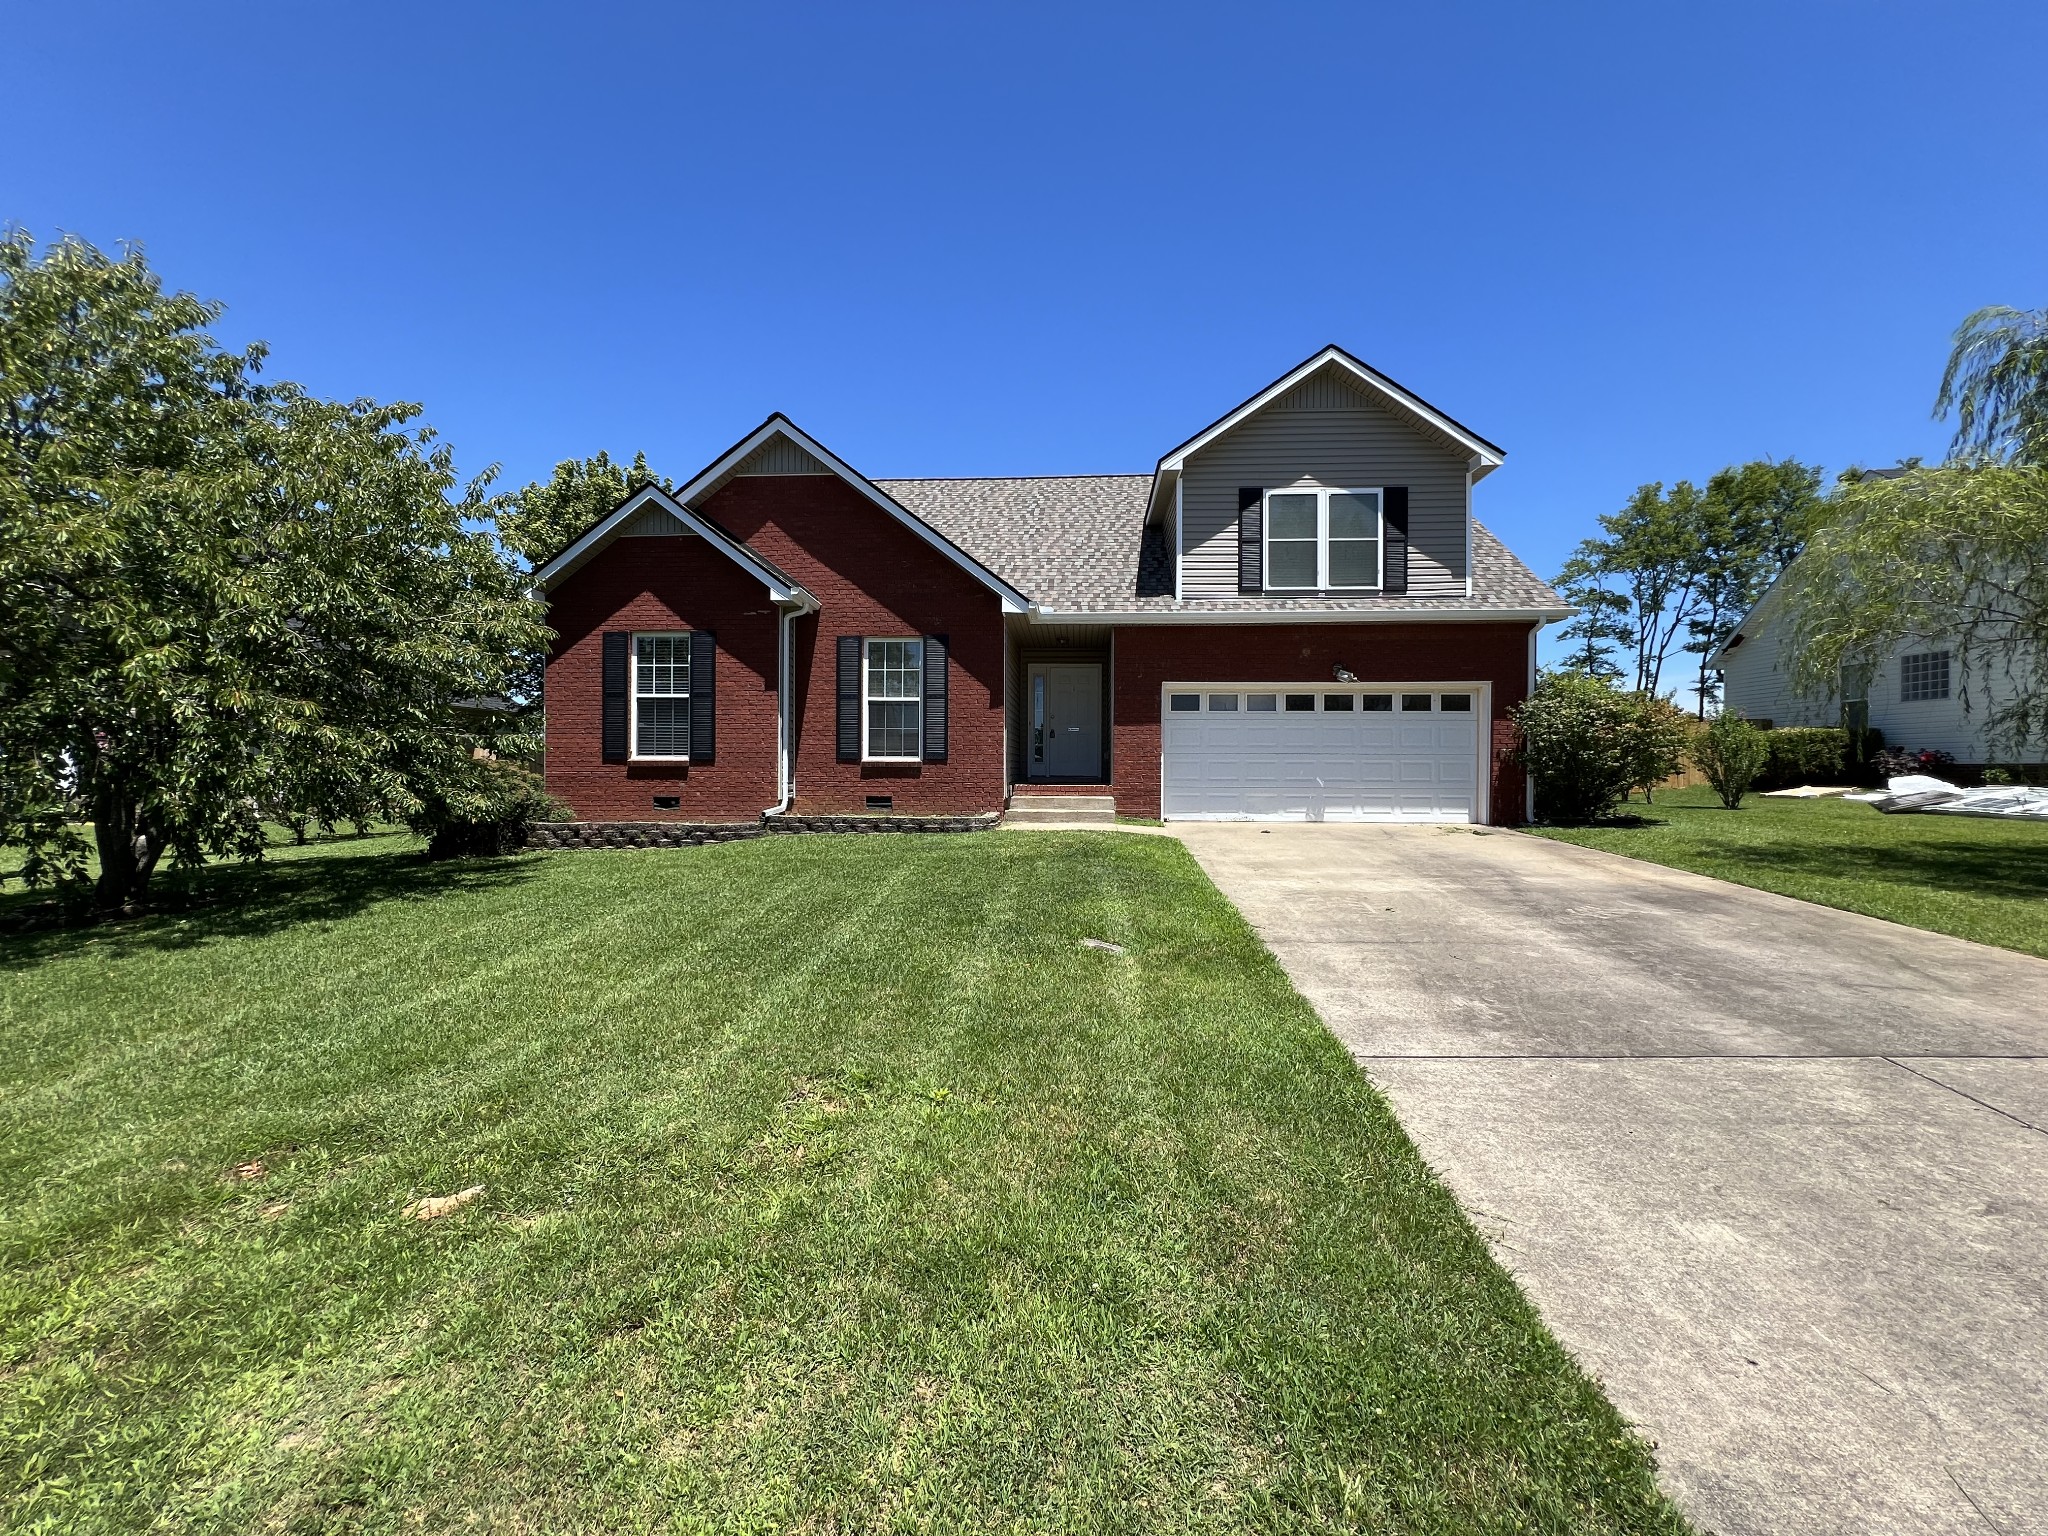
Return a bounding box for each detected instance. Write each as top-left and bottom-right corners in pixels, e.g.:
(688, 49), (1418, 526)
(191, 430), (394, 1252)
(1026, 605), (1573, 626)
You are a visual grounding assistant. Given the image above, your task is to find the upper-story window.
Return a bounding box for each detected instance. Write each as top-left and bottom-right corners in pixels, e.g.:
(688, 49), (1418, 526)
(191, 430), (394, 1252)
(1900, 650), (1950, 702)
(1264, 488), (1382, 590)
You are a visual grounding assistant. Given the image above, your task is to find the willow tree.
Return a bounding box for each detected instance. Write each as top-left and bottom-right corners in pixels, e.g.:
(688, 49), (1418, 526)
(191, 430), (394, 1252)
(1781, 306), (2048, 761)
(1937, 305), (2048, 466)
(0, 233), (547, 912)
(1783, 464), (2048, 760)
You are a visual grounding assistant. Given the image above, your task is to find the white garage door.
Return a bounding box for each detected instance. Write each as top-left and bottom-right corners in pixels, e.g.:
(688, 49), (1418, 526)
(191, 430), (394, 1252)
(1162, 686), (1483, 822)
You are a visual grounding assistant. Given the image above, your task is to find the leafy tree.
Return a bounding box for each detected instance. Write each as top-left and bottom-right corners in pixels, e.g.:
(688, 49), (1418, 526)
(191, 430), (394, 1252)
(1691, 711), (1770, 808)
(1513, 672), (1685, 823)
(0, 233), (546, 912)
(1551, 551), (1632, 679)
(1936, 305), (2048, 465)
(498, 450), (665, 569)
(1557, 481), (1709, 695)
(1681, 459), (1824, 713)
(1558, 461), (1822, 711)
(1781, 464), (2048, 760)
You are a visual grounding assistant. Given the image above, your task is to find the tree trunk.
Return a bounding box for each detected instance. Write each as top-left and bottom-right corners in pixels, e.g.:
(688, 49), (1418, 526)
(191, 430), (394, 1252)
(91, 787), (163, 915)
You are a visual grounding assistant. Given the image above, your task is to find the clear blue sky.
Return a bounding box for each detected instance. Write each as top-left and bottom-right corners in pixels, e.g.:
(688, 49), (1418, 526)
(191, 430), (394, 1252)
(15, 2), (2044, 662)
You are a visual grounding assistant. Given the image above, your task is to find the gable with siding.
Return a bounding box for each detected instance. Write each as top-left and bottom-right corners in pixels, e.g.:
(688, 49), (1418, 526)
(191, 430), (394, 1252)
(1179, 372), (1474, 599)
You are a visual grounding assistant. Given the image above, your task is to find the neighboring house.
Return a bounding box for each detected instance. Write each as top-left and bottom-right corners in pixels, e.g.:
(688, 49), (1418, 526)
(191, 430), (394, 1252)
(1712, 575), (2015, 763)
(533, 346), (1568, 825)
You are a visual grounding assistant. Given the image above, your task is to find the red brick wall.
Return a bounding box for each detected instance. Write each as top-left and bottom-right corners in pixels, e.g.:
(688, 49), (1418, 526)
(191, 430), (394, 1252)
(545, 537), (783, 821)
(1110, 621), (1538, 823)
(543, 475), (1009, 820)
(697, 477), (1006, 815)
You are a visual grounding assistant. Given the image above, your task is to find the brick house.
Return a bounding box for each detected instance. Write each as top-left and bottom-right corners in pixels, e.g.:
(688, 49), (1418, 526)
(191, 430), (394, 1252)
(535, 346), (1568, 826)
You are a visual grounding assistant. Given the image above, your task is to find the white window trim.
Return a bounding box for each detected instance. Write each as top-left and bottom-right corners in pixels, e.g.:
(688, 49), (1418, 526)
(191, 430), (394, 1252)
(1262, 486), (1384, 592)
(629, 630), (692, 763)
(862, 637), (925, 763)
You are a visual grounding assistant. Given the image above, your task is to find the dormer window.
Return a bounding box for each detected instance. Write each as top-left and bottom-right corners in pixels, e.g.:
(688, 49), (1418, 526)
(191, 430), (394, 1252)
(1263, 488), (1382, 590)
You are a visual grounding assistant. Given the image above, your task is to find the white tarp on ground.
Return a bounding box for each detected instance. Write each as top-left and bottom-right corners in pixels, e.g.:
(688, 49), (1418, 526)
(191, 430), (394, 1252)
(1844, 776), (2048, 820)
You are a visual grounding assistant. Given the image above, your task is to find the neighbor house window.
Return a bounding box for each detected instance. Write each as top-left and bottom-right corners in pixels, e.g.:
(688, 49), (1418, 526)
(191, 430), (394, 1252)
(1264, 488), (1382, 590)
(865, 638), (923, 758)
(1900, 651), (1950, 702)
(633, 633), (690, 758)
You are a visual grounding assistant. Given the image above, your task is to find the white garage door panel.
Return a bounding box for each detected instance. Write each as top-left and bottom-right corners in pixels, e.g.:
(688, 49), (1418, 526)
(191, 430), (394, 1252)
(1162, 689), (1481, 822)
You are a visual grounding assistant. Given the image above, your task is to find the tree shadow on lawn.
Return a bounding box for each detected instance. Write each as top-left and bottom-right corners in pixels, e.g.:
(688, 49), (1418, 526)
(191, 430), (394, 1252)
(1678, 833), (2048, 905)
(0, 847), (544, 970)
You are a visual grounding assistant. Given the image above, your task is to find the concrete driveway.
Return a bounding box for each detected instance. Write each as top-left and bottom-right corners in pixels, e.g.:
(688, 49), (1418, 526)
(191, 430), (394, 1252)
(1174, 822), (2048, 1536)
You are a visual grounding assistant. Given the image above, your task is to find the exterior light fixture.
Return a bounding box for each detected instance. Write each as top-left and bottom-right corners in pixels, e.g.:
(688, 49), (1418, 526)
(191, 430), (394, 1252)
(1332, 664), (1357, 682)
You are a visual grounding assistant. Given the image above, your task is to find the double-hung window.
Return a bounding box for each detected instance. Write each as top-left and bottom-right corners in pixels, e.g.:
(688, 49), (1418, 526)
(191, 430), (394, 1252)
(1264, 488), (1382, 590)
(633, 633), (691, 759)
(865, 638), (923, 759)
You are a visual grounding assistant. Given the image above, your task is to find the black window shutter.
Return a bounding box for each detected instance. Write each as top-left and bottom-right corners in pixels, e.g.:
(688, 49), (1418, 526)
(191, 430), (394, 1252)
(1382, 487), (1409, 595)
(836, 635), (862, 762)
(689, 630), (716, 764)
(602, 631), (629, 762)
(921, 635), (948, 763)
(1237, 488), (1264, 593)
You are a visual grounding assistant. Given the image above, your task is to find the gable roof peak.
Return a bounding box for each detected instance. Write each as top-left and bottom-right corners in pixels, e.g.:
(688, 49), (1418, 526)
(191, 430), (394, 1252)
(530, 481), (817, 605)
(1155, 344), (1504, 472)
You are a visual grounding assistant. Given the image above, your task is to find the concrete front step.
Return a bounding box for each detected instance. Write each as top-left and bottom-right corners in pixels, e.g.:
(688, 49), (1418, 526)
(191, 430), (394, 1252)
(1006, 793), (1117, 825)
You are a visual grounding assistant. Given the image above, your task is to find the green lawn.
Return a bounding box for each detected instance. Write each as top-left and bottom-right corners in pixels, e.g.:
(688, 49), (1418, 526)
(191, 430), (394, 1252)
(0, 832), (1683, 1535)
(1529, 786), (2048, 958)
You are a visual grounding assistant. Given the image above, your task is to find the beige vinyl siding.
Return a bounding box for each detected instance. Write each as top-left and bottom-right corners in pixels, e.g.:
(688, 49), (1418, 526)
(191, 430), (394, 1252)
(1178, 377), (1473, 598)
(618, 504), (693, 537)
(733, 438), (832, 476)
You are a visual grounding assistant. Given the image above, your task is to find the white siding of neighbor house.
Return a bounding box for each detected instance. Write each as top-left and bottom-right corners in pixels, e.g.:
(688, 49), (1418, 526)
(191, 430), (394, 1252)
(1178, 374), (1472, 598)
(1721, 608), (2007, 760)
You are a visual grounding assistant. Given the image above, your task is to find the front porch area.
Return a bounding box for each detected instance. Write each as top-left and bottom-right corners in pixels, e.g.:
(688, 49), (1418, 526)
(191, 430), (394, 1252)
(1009, 621), (1113, 788)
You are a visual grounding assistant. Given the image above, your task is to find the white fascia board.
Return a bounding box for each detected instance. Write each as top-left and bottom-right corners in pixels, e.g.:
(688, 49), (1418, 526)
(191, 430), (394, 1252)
(532, 483), (817, 609)
(1027, 606), (1573, 626)
(677, 416), (1031, 615)
(1145, 465), (1178, 527)
(1150, 348), (1506, 508)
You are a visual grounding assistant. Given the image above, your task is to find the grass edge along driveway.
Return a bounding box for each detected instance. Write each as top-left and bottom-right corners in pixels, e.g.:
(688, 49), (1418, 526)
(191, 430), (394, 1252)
(0, 831), (1686, 1534)
(1526, 785), (2048, 961)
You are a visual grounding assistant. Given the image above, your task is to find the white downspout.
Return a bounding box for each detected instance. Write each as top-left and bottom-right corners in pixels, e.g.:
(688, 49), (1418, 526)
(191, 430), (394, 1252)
(1525, 621), (1540, 823)
(763, 602), (800, 818)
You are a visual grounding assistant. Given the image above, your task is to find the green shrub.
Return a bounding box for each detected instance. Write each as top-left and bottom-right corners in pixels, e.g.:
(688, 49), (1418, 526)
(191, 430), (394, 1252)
(1692, 712), (1771, 808)
(1634, 695), (1700, 802)
(1513, 673), (1687, 824)
(1757, 727), (1847, 789)
(408, 759), (568, 858)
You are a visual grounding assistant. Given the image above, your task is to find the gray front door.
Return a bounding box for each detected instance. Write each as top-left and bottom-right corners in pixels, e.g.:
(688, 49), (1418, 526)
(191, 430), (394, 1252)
(1029, 663), (1103, 780)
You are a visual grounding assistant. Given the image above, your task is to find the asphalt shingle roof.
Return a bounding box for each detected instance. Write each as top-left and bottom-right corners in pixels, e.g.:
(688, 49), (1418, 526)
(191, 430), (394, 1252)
(875, 474), (1565, 615)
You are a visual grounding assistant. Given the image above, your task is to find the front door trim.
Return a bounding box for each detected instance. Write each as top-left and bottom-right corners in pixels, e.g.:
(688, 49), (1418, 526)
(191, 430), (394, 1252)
(1026, 661), (1107, 782)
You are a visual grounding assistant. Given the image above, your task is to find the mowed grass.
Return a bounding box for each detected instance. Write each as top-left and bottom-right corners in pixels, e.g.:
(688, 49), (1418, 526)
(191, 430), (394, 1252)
(1530, 786), (2048, 958)
(0, 832), (1684, 1535)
